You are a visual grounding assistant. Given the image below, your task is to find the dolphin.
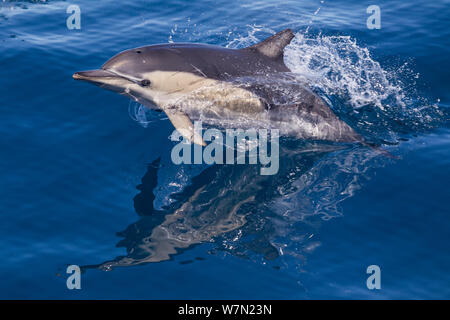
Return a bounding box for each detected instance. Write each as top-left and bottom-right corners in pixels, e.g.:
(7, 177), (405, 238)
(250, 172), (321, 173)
(73, 29), (363, 146)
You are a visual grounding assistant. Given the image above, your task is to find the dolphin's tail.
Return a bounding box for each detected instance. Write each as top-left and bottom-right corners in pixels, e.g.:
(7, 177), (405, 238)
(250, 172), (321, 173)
(358, 140), (398, 159)
(287, 105), (396, 158)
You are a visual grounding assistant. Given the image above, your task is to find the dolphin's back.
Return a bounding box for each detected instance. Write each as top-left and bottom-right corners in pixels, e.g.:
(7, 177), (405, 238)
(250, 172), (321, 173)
(178, 44), (292, 80)
(183, 29), (295, 79)
(102, 29), (295, 81)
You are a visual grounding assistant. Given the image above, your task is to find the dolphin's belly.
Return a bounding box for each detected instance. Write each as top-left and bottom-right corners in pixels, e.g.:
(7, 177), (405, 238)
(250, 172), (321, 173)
(183, 81), (266, 114)
(163, 80), (269, 123)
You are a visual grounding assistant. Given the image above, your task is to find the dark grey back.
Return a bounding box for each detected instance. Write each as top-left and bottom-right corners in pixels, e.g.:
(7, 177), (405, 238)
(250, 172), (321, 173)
(102, 43), (291, 81)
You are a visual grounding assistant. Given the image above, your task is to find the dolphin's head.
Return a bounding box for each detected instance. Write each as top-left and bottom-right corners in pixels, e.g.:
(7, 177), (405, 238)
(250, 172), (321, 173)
(73, 45), (195, 108)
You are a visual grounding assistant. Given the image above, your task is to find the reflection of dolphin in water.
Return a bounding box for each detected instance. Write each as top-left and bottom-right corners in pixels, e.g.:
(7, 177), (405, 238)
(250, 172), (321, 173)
(73, 29), (364, 146)
(84, 142), (382, 270)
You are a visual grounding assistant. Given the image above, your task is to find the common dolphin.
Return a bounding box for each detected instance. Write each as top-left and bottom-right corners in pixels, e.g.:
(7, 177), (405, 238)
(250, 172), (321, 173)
(73, 29), (363, 146)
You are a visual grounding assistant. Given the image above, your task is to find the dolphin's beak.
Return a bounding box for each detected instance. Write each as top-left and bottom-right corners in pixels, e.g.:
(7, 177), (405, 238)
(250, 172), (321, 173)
(73, 69), (118, 83)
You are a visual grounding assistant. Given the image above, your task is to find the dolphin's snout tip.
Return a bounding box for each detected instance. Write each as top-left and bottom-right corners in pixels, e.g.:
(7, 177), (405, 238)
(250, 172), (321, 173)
(73, 71), (92, 80)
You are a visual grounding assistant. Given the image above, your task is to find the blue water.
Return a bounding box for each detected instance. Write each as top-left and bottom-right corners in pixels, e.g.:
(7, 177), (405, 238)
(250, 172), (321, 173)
(1, 0), (449, 299)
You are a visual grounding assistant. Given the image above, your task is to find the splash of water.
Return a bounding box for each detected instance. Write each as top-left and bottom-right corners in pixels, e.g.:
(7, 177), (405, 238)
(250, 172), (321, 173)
(128, 100), (166, 128)
(284, 33), (407, 110)
(225, 24), (276, 49)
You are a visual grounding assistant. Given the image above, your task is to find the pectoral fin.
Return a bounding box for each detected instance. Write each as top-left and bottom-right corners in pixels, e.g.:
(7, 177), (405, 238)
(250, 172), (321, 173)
(164, 107), (206, 146)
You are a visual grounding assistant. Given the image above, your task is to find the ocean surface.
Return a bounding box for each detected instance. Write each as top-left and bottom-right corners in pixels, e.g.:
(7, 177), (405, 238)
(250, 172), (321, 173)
(1, 0), (449, 299)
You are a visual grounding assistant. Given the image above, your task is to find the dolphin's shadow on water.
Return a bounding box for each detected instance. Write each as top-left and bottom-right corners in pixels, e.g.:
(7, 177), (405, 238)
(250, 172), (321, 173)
(83, 141), (385, 271)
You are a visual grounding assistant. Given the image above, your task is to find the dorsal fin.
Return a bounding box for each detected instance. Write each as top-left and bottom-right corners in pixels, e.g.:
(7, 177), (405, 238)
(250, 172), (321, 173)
(245, 28), (295, 60)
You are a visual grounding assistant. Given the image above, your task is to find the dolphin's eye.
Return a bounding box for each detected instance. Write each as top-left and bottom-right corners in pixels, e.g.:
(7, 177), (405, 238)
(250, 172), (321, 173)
(140, 79), (151, 87)
(136, 50), (142, 54)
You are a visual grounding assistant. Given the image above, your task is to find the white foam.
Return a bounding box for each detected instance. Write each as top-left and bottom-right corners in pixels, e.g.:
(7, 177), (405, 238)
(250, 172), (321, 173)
(284, 33), (407, 110)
